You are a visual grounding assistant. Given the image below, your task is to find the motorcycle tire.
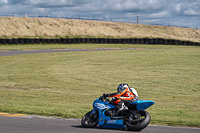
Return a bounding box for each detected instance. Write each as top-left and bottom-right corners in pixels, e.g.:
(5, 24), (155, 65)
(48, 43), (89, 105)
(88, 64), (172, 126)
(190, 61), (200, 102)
(125, 110), (151, 131)
(81, 111), (98, 128)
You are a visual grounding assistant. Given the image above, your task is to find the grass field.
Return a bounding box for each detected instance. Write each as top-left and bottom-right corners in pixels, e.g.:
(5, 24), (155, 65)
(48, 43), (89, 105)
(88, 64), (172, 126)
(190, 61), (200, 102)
(0, 43), (178, 51)
(0, 44), (200, 127)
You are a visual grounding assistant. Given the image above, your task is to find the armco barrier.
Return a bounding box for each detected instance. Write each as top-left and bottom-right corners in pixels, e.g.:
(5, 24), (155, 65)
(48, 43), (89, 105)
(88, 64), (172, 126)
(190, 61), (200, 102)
(0, 38), (199, 46)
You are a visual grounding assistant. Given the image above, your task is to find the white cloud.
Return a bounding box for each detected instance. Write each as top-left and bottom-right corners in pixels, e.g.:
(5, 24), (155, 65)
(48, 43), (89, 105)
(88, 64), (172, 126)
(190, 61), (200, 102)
(0, 0), (7, 3)
(8, 0), (92, 7)
(149, 11), (169, 18)
(0, 0), (8, 5)
(184, 8), (200, 16)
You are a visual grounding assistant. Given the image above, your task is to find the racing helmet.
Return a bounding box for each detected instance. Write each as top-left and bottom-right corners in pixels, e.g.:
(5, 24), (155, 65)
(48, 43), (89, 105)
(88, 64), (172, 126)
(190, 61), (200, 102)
(117, 83), (129, 93)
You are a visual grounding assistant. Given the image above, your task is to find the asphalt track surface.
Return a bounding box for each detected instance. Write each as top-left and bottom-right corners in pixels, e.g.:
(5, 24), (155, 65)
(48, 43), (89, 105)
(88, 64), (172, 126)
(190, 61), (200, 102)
(1, 48), (199, 133)
(0, 115), (199, 133)
(0, 48), (145, 56)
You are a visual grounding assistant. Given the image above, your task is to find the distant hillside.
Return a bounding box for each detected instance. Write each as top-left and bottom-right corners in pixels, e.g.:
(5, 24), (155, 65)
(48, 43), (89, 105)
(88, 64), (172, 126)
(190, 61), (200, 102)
(0, 17), (200, 42)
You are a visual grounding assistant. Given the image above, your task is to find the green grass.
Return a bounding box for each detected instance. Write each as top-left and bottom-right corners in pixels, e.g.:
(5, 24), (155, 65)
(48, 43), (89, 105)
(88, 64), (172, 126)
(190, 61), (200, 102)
(0, 44), (200, 127)
(0, 43), (177, 51)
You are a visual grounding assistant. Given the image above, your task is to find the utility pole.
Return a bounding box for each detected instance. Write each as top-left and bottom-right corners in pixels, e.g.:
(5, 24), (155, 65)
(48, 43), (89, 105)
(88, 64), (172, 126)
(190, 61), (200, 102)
(136, 15), (139, 24)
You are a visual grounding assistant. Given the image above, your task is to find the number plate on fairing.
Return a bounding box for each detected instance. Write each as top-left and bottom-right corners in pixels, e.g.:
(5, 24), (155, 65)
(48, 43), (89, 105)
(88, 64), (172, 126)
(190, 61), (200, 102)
(107, 120), (116, 123)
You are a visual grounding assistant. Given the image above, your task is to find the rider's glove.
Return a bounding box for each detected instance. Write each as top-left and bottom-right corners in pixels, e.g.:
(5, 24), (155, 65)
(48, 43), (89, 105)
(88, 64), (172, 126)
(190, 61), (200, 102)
(99, 96), (104, 101)
(103, 93), (110, 98)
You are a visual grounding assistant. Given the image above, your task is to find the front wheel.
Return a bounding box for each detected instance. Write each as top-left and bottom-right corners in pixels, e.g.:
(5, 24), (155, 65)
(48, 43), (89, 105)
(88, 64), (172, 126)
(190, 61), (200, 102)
(125, 110), (151, 131)
(81, 111), (98, 128)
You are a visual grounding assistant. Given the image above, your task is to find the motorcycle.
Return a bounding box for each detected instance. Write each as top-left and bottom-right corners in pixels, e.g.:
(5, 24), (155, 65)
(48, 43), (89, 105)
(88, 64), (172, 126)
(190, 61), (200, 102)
(81, 92), (155, 131)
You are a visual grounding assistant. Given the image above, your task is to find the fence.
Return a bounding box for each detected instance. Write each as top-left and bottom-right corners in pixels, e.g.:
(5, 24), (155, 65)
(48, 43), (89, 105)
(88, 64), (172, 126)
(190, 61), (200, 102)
(0, 38), (199, 46)
(0, 13), (198, 29)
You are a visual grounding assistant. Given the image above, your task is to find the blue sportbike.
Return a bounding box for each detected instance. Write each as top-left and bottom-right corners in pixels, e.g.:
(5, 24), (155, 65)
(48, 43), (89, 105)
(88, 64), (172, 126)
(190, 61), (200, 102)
(81, 94), (155, 131)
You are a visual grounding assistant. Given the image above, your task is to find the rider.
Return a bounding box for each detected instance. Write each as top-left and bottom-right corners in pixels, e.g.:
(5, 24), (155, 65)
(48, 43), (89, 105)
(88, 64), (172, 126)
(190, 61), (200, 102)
(104, 83), (139, 115)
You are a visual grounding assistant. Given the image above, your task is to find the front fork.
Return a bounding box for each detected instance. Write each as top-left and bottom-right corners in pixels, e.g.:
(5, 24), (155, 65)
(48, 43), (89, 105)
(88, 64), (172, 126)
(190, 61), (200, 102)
(89, 109), (98, 122)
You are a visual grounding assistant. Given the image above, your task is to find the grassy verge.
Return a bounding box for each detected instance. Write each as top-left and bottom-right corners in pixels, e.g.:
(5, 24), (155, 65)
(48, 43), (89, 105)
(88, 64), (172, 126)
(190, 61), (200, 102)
(0, 44), (200, 127)
(0, 43), (179, 51)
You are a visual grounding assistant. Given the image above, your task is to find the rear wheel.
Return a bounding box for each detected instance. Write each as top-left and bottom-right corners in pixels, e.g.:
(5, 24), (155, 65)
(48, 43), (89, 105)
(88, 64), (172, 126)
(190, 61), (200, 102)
(81, 111), (98, 128)
(125, 110), (151, 131)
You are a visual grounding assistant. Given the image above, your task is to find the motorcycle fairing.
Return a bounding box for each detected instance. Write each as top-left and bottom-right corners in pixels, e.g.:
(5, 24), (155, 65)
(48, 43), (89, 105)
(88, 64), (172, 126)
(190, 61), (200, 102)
(93, 98), (115, 110)
(99, 112), (125, 129)
(93, 98), (126, 129)
(127, 100), (155, 110)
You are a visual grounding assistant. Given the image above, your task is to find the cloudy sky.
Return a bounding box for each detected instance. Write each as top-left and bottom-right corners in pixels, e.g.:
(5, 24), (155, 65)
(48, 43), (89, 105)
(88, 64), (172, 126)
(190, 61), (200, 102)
(0, 0), (200, 28)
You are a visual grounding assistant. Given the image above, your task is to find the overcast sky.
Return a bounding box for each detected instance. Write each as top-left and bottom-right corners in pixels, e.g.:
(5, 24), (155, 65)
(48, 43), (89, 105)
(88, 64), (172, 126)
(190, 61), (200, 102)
(0, 0), (200, 28)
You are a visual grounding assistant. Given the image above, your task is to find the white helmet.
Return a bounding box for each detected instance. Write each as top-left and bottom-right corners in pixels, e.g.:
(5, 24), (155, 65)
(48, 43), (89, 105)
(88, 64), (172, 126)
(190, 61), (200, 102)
(117, 83), (129, 93)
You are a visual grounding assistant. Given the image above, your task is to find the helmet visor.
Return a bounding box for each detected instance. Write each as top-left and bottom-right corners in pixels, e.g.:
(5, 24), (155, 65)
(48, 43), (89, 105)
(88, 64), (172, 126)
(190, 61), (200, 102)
(118, 86), (123, 92)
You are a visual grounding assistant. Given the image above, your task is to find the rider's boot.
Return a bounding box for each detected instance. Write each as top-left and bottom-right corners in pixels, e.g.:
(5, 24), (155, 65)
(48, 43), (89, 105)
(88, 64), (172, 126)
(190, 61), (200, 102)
(115, 101), (128, 116)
